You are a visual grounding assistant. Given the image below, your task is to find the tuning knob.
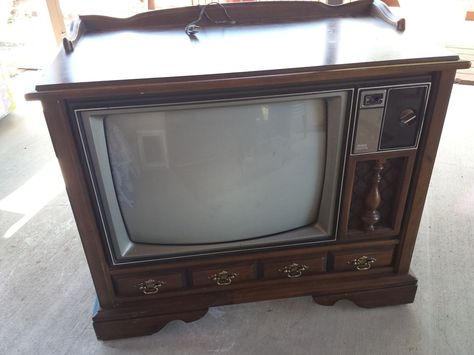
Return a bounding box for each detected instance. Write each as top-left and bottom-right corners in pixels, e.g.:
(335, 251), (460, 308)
(399, 108), (417, 126)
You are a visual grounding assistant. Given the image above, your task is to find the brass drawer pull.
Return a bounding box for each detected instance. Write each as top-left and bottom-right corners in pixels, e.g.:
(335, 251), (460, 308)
(209, 270), (239, 286)
(278, 263), (309, 278)
(348, 256), (377, 271)
(138, 279), (166, 295)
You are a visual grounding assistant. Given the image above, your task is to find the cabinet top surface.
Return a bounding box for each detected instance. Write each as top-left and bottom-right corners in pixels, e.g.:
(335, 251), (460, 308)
(34, 2), (464, 92)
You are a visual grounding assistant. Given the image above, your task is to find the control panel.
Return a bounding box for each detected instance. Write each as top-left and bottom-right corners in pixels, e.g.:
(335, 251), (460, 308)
(353, 84), (430, 154)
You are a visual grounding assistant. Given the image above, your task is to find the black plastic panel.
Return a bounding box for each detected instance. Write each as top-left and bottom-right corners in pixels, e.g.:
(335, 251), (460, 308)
(380, 86), (428, 150)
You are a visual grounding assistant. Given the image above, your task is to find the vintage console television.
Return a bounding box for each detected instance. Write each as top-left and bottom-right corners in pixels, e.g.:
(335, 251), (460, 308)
(27, 1), (470, 340)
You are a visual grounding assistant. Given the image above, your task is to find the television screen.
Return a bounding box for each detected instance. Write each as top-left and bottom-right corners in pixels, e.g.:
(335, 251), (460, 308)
(105, 98), (327, 244)
(76, 91), (348, 261)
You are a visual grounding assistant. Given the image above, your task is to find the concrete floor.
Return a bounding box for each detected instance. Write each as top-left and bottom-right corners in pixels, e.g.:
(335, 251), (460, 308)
(0, 75), (473, 355)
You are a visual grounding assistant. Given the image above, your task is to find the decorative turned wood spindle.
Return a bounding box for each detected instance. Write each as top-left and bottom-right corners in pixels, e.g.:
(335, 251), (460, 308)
(361, 159), (386, 231)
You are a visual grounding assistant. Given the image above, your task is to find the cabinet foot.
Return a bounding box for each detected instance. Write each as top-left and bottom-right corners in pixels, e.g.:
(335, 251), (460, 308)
(312, 283), (417, 308)
(93, 308), (209, 340)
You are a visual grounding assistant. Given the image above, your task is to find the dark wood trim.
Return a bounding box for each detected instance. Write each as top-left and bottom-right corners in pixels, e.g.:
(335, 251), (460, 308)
(94, 267), (393, 316)
(390, 153), (417, 233)
(94, 308), (209, 340)
(62, 0), (404, 54)
(108, 240), (400, 275)
(26, 61), (469, 100)
(313, 283), (416, 308)
(96, 271), (414, 318)
(40, 99), (116, 307)
(92, 272), (417, 339)
(345, 227), (398, 239)
(109, 268), (397, 305)
(361, 159), (385, 231)
(338, 156), (357, 238)
(394, 70), (457, 274)
(338, 149), (417, 240)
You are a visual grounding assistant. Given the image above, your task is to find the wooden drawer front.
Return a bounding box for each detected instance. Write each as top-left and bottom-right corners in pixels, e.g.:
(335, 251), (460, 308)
(331, 246), (395, 272)
(113, 271), (186, 297)
(192, 262), (257, 287)
(263, 254), (327, 280)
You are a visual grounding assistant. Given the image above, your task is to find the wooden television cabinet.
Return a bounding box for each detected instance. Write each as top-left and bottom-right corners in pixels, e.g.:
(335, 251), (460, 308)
(27, 1), (470, 340)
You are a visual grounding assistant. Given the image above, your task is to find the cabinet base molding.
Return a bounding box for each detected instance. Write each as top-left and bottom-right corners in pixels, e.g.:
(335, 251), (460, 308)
(312, 283), (417, 308)
(93, 308), (209, 340)
(92, 273), (417, 340)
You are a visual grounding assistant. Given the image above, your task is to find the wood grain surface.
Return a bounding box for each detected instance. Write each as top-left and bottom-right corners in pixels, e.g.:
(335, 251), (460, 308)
(34, 3), (463, 92)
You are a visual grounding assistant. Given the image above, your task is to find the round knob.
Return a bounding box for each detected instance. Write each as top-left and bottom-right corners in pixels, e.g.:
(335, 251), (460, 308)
(399, 108), (417, 126)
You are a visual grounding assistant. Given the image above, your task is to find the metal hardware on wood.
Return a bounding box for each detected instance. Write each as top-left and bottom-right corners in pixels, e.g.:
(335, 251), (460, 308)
(209, 270), (239, 286)
(348, 256), (377, 271)
(278, 263), (309, 278)
(138, 279), (166, 295)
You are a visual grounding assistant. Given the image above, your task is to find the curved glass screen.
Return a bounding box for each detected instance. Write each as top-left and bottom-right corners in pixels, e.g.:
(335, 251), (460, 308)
(104, 99), (327, 244)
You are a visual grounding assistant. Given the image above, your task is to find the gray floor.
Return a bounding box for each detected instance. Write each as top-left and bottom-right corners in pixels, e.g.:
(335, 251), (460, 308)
(1, 75), (473, 355)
